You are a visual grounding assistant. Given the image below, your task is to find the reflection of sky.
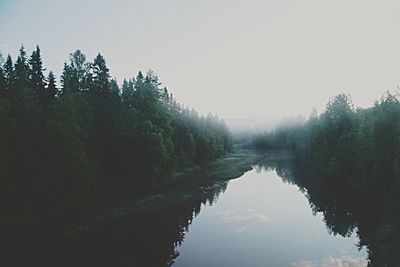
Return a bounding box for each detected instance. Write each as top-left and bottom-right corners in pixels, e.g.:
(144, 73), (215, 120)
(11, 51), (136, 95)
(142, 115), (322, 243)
(291, 256), (367, 267)
(173, 169), (367, 267)
(218, 209), (275, 223)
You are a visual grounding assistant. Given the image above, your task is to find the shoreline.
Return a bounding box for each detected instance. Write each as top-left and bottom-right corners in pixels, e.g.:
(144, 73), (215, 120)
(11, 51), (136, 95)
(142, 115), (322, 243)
(74, 149), (265, 232)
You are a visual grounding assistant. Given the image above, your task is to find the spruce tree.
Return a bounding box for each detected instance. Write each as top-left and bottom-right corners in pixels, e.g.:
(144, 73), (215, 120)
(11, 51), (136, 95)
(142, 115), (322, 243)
(46, 71), (58, 99)
(91, 53), (110, 96)
(61, 49), (90, 94)
(0, 56), (5, 97)
(3, 55), (14, 97)
(121, 78), (135, 107)
(29, 46), (46, 102)
(14, 46), (30, 90)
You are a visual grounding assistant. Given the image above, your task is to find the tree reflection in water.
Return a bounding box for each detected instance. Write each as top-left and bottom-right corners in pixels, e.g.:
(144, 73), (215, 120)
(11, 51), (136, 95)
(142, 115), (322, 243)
(6, 150), (398, 267)
(4, 179), (228, 267)
(254, 150), (399, 267)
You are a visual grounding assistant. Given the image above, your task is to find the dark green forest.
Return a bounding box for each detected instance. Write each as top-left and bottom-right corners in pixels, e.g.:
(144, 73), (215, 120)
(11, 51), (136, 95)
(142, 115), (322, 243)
(3, 45), (399, 267)
(249, 93), (400, 266)
(0, 46), (232, 231)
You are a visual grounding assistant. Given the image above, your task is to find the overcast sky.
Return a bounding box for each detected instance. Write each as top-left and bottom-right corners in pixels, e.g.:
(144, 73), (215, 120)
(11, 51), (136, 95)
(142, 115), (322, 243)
(1, 0), (400, 119)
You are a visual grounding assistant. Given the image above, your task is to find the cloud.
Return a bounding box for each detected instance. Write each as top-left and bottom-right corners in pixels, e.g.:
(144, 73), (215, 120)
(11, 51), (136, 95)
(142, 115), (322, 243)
(291, 255), (367, 267)
(218, 209), (275, 223)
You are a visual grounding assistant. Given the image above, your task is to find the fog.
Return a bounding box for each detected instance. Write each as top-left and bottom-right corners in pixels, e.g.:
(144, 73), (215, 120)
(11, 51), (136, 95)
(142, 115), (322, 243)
(2, 0), (400, 123)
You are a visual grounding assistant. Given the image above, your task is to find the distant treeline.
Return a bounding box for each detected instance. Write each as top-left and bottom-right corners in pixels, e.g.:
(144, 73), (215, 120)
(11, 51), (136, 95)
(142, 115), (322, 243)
(250, 93), (400, 191)
(250, 93), (400, 265)
(0, 46), (232, 229)
(245, 116), (305, 149)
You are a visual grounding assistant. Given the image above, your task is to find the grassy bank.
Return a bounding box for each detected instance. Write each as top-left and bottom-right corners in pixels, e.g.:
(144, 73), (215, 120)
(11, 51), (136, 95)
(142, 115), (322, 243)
(75, 149), (264, 231)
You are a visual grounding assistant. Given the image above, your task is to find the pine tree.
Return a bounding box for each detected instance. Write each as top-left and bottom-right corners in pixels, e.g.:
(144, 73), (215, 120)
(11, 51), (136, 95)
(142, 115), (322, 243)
(110, 78), (120, 97)
(44, 91), (93, 206)
(0, 45), (234, 234)
(29, 46), (46, 102)
(61, 49), (90, 94)
(121, 78), (135, 107)
(14, 46), (30, 90)
(46, 71), (58, 99)
(91, 53), (110, 96)
(0, 55), (5, 97)
(136, 71), (144, 84)
(4, 55), (14, 84)
(3, 55), (14, 98)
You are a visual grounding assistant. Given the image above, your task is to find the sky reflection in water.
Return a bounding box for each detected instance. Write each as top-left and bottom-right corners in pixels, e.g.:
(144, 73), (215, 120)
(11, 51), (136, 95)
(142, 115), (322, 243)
(173, 168), (367, 267)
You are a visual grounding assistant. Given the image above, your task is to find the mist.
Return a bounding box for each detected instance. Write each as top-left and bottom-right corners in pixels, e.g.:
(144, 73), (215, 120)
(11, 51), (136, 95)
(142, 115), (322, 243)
(2, 0), (400, 120)
(2, 1), (400, 266)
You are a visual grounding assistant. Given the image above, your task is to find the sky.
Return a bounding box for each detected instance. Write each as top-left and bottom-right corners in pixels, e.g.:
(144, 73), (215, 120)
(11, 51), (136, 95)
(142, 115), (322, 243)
(1, 0), (400, 121)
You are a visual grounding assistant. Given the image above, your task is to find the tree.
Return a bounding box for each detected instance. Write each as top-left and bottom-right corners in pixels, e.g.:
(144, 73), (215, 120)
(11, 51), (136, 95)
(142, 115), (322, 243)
(61, 49), (90, 94)
(14, 46), (30, 91)
(0, 45), (233, 235)
(0, 54), (5, 97)
(44, 91), (93, 207)
(46, 71), (58, 99)
(110, 78), (120, 96)
(91, 53), (110, 97)
(325, 94), (354, 127)
(3, 54), (14, 94)
(121, 78), (135, 107)
(29, 45), (46, 102)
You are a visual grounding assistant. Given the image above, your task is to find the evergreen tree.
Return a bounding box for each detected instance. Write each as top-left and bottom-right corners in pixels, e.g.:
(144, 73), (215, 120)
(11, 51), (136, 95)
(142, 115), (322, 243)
(46, 71), (58, 99)
(2, 55), (14, 99)
(88, 53), (123, 182)
(121, 78), (135, 107)
(3, 54), (14, 92)
(61, 49), (90, 94)
(110, 78), (120, 97)
(29, 45), (46, 102)
(91, 53), (110, 96)
(14, 46), (30, 91)
(136, 71), (144, 82)
(0, 45), (233, 235)
(0, 55), (5, 97)
(44, 91), (93, 207)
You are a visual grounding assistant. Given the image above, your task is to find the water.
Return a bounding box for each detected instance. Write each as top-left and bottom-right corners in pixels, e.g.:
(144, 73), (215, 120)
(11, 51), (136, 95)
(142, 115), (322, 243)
(173, 167), (367, 267)
(9, 153), (370, 266)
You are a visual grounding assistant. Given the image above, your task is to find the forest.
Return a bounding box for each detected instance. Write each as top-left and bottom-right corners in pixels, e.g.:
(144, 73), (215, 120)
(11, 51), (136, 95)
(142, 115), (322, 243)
(0, 46), (233, 232)
(2, 46), (399, 266)
(249, 92), (400, 265)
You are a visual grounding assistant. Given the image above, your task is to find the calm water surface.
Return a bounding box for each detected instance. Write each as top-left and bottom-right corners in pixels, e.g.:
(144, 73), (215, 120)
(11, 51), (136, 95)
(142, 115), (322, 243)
(173, 167), (367, 267)
(10, 154), (370, 266)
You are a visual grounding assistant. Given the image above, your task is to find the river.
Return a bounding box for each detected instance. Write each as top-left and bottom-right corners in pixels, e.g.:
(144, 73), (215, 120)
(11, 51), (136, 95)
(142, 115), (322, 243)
(172, 164), (367, 267)
(10, 151), (371, 266)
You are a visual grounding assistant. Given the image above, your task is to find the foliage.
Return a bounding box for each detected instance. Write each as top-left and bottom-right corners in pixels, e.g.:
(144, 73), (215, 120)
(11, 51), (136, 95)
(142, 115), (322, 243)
(250, 92), (400, 266)
(0, 46), (232, 230)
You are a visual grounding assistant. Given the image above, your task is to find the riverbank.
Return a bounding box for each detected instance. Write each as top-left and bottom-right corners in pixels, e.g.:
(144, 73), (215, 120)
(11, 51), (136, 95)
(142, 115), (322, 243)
(75, 149), (265, 231)
(2, 149), (266, 267)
